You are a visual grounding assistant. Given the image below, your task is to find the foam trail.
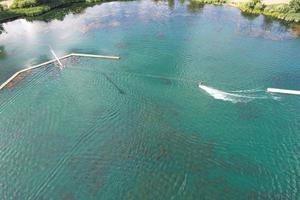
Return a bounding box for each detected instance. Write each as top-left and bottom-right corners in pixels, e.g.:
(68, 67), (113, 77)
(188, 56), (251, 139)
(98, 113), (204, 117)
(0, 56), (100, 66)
(230, 88), (264, 93)
(271, 94), (282, 101)
(198, 84), (263, 103)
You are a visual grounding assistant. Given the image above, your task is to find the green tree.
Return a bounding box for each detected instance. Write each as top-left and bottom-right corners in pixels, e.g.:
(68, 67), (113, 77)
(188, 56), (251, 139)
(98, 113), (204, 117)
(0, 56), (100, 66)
(11, 0), (38, 8)
(289, 0), (300, 13)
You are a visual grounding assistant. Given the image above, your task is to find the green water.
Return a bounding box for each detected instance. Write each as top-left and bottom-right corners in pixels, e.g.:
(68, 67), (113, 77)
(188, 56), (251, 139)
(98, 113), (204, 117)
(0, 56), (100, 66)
(1, 1), (300, 199)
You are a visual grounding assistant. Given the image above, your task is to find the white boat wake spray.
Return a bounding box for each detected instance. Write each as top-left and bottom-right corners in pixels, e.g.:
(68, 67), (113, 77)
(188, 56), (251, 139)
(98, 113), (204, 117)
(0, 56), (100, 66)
(198, 82), (276, 103)
(49, 47), (63, 69)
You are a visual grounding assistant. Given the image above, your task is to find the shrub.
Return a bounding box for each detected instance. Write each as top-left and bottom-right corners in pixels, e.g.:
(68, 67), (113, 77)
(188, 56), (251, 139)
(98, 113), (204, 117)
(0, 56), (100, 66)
(244, 0), (262, 10)
(12, 5), (50, 16)
(285, 12), (300, 22)
(264, 4), (290, 13)
(254, 2), (265, 11)
(0, 4), (4, 11)
(11, 0), (38, 8)
(244, 1), (256, 9)
(289, 0), (300, 13)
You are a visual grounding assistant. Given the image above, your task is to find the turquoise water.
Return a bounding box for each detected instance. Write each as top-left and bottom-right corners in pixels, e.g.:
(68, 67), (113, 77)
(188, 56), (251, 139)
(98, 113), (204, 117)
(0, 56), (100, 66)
(1, 1), (300, 199)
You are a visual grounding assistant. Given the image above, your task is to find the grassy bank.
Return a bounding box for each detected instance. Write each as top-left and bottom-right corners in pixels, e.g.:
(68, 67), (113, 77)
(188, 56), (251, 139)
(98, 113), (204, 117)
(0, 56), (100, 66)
(191, 0), (300, 22)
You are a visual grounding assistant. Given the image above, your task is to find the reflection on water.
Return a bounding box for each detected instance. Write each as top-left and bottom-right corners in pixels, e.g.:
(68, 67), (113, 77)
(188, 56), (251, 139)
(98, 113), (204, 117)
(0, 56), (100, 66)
(236, 12), (293, 40)
(1, 0), (298, 84)
(27, 2), (99, 22)
(0, 24), (5, 34)
(291, 23), (300, 36)
(0, 1), (298, 37)
(0, 46), (6, 58)
(0, 2), (300, 198)
(187, 0), (204, 13)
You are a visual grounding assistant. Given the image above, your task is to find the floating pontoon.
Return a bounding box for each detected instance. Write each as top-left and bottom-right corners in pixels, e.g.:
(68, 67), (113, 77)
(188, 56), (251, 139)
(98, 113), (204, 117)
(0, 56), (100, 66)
(267, 88), (300, 96)
(0, 53), (120, 90)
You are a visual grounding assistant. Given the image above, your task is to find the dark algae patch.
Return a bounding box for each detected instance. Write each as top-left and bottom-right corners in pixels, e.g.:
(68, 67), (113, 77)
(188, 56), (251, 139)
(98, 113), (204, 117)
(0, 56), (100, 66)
(101, 72), (126, 94)
(236, 103), (260, 120)
(3, 70), (32, 89)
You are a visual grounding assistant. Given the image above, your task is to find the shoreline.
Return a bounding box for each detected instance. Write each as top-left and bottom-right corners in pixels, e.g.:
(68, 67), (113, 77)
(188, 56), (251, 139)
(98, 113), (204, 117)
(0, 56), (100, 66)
(0, 0), (299, 24)
(0, 0), (102, 23)
(230, 3), (300, 22)
(190, 0), (300, 22)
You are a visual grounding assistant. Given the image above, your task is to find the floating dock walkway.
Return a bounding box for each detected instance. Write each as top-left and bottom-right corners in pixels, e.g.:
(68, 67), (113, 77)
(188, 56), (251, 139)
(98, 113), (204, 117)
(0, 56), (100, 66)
(267, 88), (300, 95)
(0, 53), (120, 90)
(72, 53), (120, 60)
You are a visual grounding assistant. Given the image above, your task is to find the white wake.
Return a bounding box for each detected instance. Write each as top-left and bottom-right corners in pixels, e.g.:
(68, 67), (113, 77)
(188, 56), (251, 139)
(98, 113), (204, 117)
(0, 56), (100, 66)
(198, 84), (275, 103)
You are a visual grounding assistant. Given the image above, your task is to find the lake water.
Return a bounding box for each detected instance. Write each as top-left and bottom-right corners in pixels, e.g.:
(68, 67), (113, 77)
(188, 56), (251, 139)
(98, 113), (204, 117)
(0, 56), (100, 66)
(0, 0), (300, 199)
